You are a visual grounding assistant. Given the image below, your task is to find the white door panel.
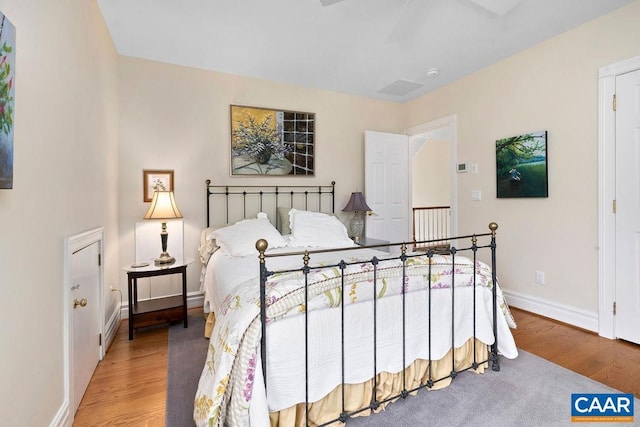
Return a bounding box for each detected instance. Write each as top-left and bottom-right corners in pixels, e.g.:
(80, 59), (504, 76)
(365, 131), (409, 242)
(615, 69), (640, 344)
(71, 241), (101, 413)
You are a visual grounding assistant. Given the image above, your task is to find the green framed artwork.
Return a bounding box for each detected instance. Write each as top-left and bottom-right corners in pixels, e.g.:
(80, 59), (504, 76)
(496, 130), (548, 198)
(0, 11), (15, 189)
(230, 105), (315, 176)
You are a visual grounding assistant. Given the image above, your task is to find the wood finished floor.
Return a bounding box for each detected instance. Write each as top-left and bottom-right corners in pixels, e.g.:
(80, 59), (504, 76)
(73, 307), (640, 425)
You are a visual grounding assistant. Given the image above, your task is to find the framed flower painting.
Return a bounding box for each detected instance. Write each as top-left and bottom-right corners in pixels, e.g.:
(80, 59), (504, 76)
(0, 11), (16, 190)
(143, 169), (174, 202)
(230, 105), (315, 176)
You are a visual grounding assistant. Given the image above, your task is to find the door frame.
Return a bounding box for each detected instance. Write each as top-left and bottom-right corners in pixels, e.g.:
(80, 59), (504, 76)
(598, 55), (640, 339)
(64, 227), (105, 420)
(406, 114), (458, 237)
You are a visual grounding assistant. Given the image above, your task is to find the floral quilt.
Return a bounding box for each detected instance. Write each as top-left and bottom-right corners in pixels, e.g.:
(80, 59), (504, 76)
(194, 253), (514, 426)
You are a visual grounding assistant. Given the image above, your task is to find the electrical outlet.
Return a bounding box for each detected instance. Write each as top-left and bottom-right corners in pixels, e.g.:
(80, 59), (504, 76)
(110, 285), (118, 292)
(535, 271), (545, 285)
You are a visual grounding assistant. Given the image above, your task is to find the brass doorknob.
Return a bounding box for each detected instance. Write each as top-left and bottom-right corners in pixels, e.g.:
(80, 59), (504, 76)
(74, 298), (88, 308)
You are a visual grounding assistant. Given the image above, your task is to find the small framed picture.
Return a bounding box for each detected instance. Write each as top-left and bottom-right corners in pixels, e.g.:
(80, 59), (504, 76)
(143, 169), (174, 202)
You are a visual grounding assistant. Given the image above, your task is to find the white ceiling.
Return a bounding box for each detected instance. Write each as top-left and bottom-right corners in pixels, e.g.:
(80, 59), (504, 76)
(97, 0), (632, 103)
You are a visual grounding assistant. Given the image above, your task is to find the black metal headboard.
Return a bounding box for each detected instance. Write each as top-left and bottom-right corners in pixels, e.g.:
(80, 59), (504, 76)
(205, 180), (336, 229)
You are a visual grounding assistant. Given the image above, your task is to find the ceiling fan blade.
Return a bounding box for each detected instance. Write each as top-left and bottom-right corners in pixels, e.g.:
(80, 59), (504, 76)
(386, 0), (429, 44)
(320, 0), (344, 6)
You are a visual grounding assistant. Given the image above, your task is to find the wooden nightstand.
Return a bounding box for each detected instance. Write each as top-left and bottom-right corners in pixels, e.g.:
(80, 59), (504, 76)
(123, 258), (193, 340)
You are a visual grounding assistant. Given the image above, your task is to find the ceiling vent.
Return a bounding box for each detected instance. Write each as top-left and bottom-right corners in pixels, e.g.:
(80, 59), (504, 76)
(377, 79), (424, 97)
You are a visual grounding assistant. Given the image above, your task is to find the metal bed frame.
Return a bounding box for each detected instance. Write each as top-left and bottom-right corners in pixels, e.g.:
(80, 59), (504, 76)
(205, 179), (501, 426)
(205, 178), (335, 228)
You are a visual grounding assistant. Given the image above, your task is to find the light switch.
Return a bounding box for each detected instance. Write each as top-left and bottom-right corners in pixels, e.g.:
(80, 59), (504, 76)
(471, 163), (479, 174)
(471, 190), (481, 201)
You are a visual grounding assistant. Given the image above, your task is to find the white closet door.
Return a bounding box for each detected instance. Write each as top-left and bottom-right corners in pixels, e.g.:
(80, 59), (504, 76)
(615, 69), (640, 344)
(72, 241), (101, 414)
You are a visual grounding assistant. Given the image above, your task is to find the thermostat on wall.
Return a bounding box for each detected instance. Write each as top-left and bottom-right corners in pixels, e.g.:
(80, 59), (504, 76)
(457, 162), (468, 173)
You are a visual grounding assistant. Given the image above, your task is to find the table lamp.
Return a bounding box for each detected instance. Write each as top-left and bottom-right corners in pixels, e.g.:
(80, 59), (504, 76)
(143, 191), (183, 264)
(342, 192), (371, 242)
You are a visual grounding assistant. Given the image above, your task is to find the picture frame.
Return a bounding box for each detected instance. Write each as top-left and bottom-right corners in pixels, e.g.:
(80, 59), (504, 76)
(230, 105), (315, 176)
(496, 130), (548, 198)
(143, 169), (174, 202)
(0, 11), (16, 190)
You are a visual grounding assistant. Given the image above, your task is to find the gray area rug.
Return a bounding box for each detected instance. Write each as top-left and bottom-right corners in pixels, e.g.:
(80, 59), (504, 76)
(167, 324), (638, 426)
(166, 315), (208, 427)
(349, 350), (639, 427)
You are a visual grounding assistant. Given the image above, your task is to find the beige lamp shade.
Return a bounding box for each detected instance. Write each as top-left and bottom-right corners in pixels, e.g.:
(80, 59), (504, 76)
(144, 191), (183, 220)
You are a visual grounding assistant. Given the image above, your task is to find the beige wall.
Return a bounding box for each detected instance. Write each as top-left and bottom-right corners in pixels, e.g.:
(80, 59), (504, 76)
(0, 0), (119, 424)
(403, 0), (640, 314)
(116, 57), (403, 296)
(412, 139), (450, 207)
(2, 0), (639, 423)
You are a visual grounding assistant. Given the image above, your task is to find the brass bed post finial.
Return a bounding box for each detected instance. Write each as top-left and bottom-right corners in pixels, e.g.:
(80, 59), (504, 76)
(256, 239), (269, 263)
(471, 234), (477, 246)
(489, 222), (498, 237)
(303, 250), (310, 267)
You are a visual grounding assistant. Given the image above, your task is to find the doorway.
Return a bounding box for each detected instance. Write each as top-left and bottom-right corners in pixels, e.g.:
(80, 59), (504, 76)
(363, 115), (457, 243)
(407, 114), (458, 238)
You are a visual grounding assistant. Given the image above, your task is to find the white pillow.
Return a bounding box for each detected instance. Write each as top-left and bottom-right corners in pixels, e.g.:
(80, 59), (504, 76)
(212, 218), (287, 257)
(288, 208), (354, 248)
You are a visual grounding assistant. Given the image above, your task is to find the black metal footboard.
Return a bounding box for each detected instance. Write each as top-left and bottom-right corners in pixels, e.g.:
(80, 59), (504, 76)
(256, 223), (500, 426)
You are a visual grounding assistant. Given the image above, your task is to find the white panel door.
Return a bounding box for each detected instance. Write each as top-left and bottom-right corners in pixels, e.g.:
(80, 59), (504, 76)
(71, 241), (101, 413)
(615, 69), (640, 344)
(365, 131), (409, 242)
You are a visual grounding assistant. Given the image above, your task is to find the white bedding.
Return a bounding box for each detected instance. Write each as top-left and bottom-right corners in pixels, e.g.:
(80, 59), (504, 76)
(201, 236), (358, 315)
(261, 285), (516, 411)
(196, 243), (518, 427)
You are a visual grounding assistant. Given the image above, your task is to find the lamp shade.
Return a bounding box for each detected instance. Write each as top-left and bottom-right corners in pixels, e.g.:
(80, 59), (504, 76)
(144, 191), (183, 220)
(342, 192), (371, 213)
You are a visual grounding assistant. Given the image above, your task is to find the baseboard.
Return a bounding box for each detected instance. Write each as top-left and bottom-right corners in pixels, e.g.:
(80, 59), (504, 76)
(49, 400), (70, 427)
(503, 289), (598, 333)
(119, 291), (204, 318)
(103, 304), (121, 351)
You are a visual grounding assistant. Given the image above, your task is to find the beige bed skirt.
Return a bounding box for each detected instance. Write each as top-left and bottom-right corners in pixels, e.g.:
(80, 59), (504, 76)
(269, 339), (488, 426)
(205, 312), (489, 427)
(205, 311), (215, 338)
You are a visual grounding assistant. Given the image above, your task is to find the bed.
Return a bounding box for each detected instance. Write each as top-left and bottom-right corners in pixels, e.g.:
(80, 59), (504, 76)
(195, 180), (518, 427)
